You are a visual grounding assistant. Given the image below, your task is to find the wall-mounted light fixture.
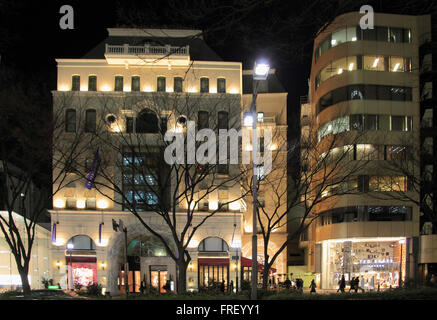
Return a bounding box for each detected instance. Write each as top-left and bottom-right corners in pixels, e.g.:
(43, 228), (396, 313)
(56, 261), (62, 270)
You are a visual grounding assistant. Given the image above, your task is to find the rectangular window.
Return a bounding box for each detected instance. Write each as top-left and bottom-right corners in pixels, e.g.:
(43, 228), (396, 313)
(346, 26), (357, 42)
(363, 55), (385, 71)
(174, 77), (183, 92)
(391, 87), (407, 101)
(390, 57), (406, 72)
(350, 114), (363, 131)
(131, 76), (140, 92)
(376, 26), (388, 41)
(218, 111), (228, 130)
(200, 78), (209, 93)
(197, 111), (209, 129)
(389, 27), (404, 43)
(217, 78), (226, 93)
(72, 75), (80, 91)
(115, 76), (123, 91)
(157, 77), (166, 92)
(85, 109), (96, 133)
(126, 117), (134, 133)
(88, 76), (97, 91)
(66, 109), (76, 132)
(331, 28), (347, 47)
(378, 115), (390, 130)
(391, 116), (404, 131)
(364, 114), (377, 130)
(362, 28), (377, 41)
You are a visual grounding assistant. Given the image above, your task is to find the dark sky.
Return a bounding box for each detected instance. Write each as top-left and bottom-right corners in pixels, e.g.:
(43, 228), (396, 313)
(1, 0), (435, 140)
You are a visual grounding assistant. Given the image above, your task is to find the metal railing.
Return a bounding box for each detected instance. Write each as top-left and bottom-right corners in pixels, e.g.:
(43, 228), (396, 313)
(106, 44), (189, 56)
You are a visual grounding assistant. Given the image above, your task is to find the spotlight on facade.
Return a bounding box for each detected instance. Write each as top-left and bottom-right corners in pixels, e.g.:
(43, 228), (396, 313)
(97, 199), (108, 209)
(54, 199), (65, 209)
(76, 199), (86, 209)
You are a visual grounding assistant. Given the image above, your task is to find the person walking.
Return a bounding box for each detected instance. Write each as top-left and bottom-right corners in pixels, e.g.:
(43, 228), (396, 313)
(229, 280), (234, 294)
(310, 279), (317, 293)
(220, 280), (225, 293)
(337, 275), (346, 293)
(354, 277), (359, 293)
(349, 277), (355, 292)
(284, 277), (291, 290)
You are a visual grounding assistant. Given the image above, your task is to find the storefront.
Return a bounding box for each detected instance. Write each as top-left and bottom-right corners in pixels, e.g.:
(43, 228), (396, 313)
(66, 256), (97, 287)
(319, 237), (407, 289)
(198, 258), (229, 289)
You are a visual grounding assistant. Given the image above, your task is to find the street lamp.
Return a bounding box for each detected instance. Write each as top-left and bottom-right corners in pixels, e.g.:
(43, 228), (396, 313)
(250, 60), (269, 300)
(67, 243), (74, 290)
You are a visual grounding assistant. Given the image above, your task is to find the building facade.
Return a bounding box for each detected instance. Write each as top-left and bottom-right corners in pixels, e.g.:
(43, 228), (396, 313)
(49, 28), (288, 294)
(298, 12), (437, 290)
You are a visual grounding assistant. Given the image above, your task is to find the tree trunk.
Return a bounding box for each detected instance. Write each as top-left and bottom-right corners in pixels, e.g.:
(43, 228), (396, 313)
(176, 260), (188, 294)
(17, 265), (31, 296)
(261, 265), (269, 290)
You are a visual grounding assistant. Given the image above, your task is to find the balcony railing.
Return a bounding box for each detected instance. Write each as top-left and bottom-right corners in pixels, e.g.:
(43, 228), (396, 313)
(105, 44), (189, 56)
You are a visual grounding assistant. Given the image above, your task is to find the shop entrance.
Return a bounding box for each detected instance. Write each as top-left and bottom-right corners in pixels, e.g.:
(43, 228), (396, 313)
(198, 258), (229, 290)
(150, 265), (168, 293)
(65, 235), (97, 289)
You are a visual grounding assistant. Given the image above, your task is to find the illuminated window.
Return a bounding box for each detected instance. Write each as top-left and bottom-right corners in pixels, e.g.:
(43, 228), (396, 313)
(72, 75), (80, 91)
(363, 55), (385, 71)
(88, 75), (97, 91)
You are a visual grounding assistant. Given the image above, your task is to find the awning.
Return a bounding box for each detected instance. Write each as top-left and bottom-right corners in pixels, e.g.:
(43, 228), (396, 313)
(198, 258), (229, 266)
(66, 256), (97, 263)
(241, 257), (276, 273)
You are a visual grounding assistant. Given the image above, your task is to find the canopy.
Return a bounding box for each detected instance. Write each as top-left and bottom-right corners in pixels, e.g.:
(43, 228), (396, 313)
(241, 257), (276, 273)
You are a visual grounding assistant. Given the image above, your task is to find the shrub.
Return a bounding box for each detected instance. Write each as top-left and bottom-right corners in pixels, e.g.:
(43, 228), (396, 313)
(86, 283), (103, 296)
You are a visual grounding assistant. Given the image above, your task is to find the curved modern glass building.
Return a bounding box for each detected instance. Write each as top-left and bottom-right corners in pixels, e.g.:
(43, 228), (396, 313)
(300, 12), (432, 290)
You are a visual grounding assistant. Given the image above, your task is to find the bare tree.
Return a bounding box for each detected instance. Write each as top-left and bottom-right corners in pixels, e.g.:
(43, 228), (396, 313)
(53, 90), (252, 293)
(241, 114), (372, 289)
(0, 75), (85, 295)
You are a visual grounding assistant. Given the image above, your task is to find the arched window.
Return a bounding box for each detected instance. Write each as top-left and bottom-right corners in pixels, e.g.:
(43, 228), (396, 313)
(66, 235), (96, 250)
(85, 109), (96, 132)
(136, 109), (159, 133)
(198, 237), (229, 252)
(127, 235), (169, 257)
(66, 109), (76, 132)
(197, 111), (209, 129)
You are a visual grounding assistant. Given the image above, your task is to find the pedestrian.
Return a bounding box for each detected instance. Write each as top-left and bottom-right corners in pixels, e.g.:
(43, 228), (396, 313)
(220, 280), (225, 293)
(354, 277), (359, 293)
(140, 280), (145, 294)
(229, 280), (234, 293)
(337, 275), (346, 293)
(349, 277), (355, 292)
(284, 277), (291, 290)
(310, 279), (316, 293)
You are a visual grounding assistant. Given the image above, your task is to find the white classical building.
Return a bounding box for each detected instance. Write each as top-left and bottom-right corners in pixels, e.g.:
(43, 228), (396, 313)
(49, 28), (288, 294)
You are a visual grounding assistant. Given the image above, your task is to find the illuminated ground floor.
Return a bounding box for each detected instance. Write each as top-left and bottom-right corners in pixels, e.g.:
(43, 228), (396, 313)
(315, 237), (415, 290)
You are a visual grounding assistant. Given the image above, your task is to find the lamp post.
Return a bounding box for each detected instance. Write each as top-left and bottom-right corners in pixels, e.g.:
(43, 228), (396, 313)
(113, 219), (129, 298)
(250, 61), (270, 300)
(66, 243), (74, 290)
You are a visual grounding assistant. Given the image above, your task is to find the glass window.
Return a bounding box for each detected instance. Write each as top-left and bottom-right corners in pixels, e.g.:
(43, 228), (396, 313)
(88, 76), (97, 91)
(85, 109), (96, 133)
(363, 55), (385, 71)
(422, 109), (433, 128)
(200, 78), (209, 93)
(378, 115), (390, 130)
(332, 57), (348, 76)
(349, 85), (364, 100)
(217, 78), (226, 93)
(377, 86), (391, 100)
(318, 91), (333, 112)
(389, 27), (404, 43)
(346, 26), (357, 42)
(320, 36), (331, 55)
(350, 114), (363, 131)
(421, 82), (433, 100)
(333, 86), (347, 105)
(364, 115), (377, 130)
(424, 137), (433, 156)
(422, 54), (432, 72)
(362, 28), (377, 41)
(136, 109), (159, 133)
(356, 144), (379, 160)
(72, 75), (80, 91)
(364, 84), (377, 100)
(376, 26), (388, 41)
(65, 109), (76, 132)
(115, 76), (123, 91)
(126, 117), (133, 133)
(218, 111), (228, 130)
(387, 146), (408, 160)
(131, 76), (140, 92)
(157, 77), (166, 92)
(390, 57), (406, 72)
(331, 28), (347, 47)
(197, 111), (209, 129)
(174, 77), (183, 92)
(391, 116), (404, 131)
(391, 87), (407, 101)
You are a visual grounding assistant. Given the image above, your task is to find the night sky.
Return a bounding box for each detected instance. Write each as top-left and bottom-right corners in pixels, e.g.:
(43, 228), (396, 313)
(1, 0), (435, 145)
